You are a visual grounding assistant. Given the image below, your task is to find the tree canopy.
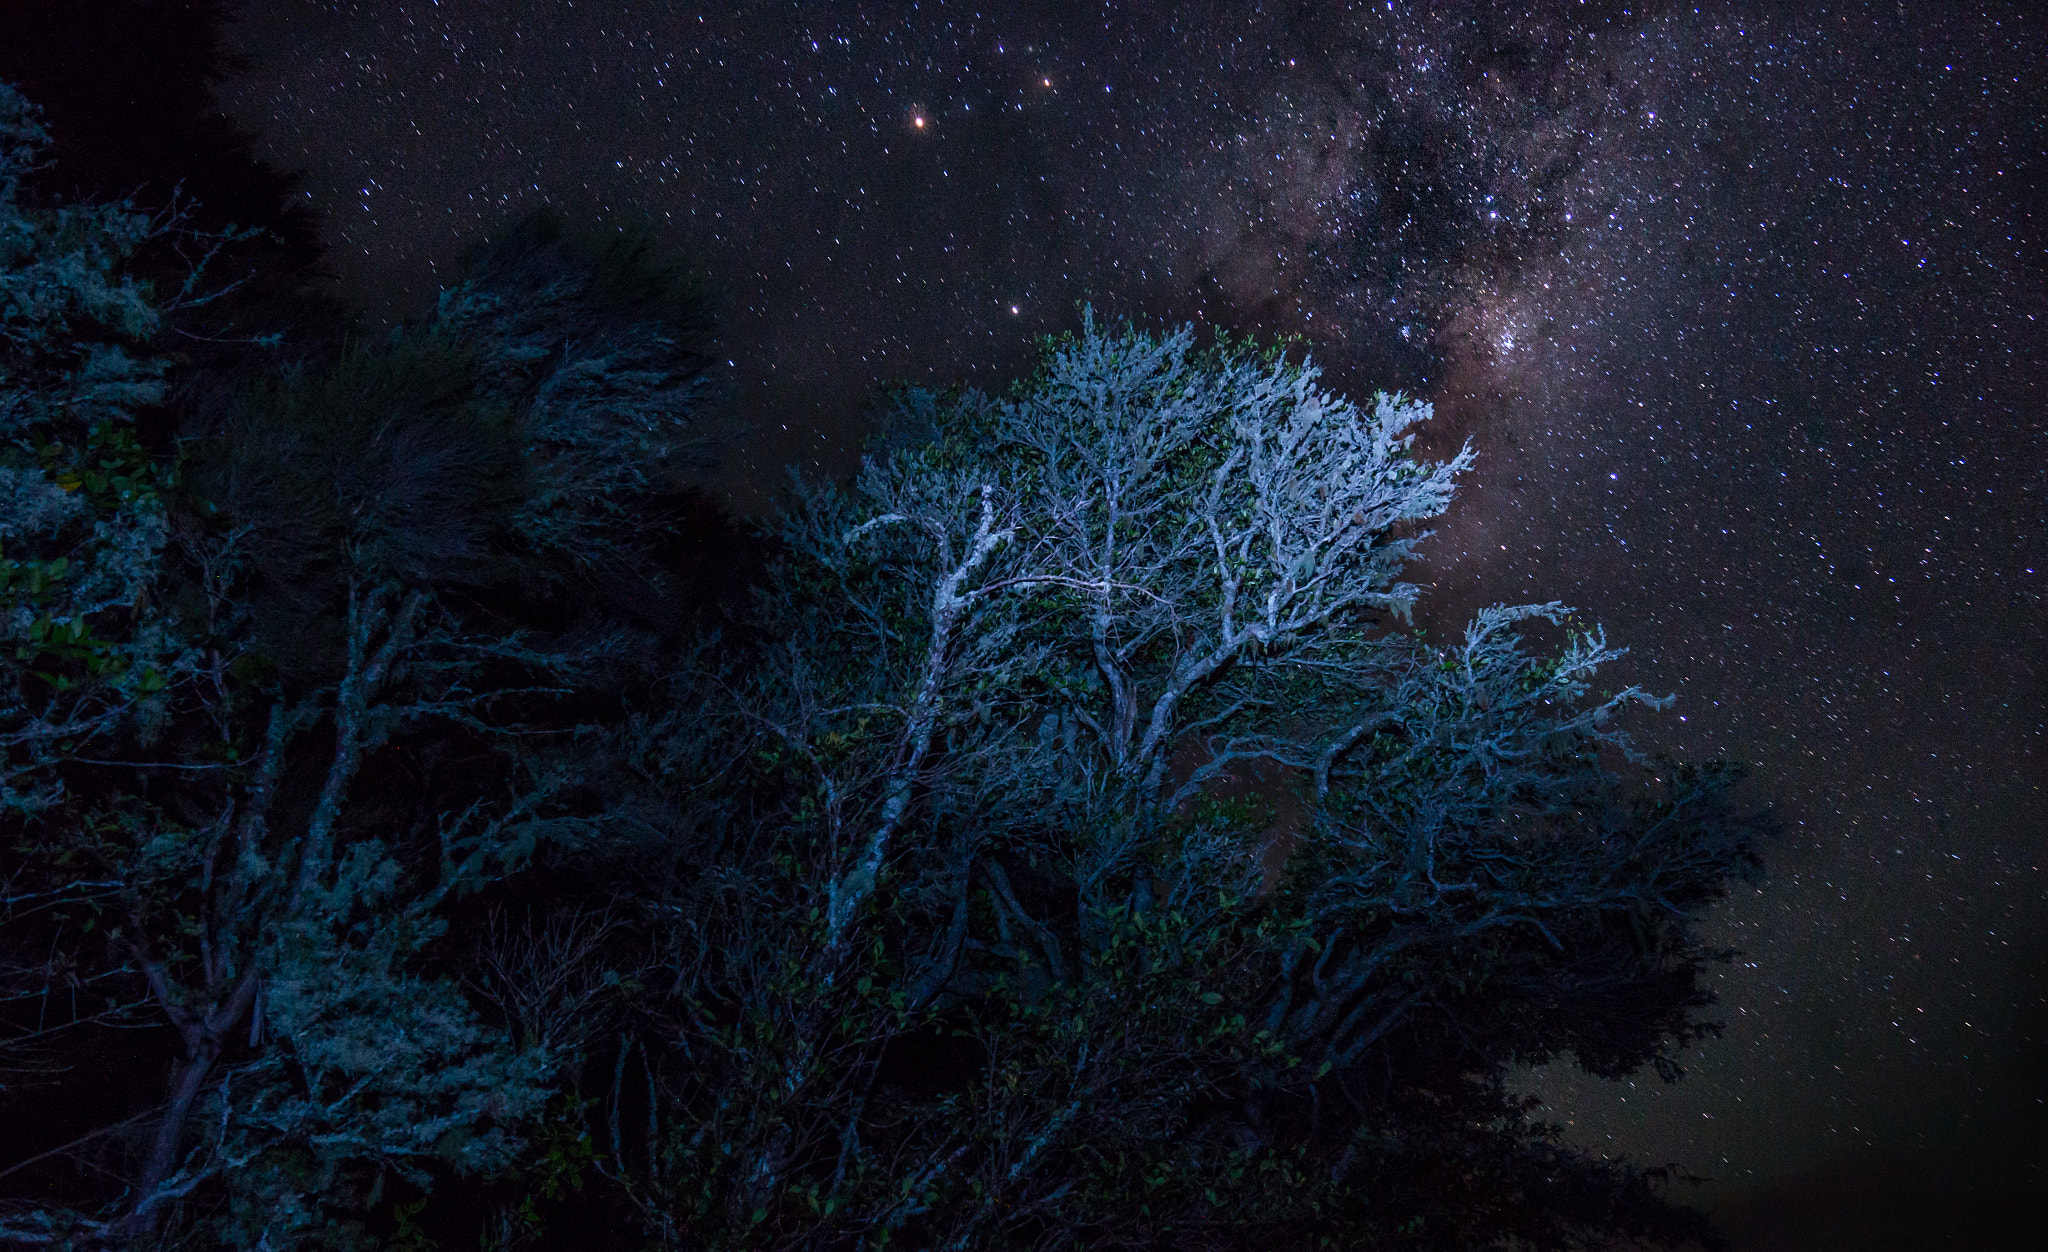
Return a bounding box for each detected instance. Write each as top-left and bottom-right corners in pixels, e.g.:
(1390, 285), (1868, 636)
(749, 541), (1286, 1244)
(0, 80), (1769, 1251)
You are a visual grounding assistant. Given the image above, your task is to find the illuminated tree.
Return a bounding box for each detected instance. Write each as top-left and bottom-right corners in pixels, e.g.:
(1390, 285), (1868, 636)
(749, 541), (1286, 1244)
(582, 310), (1766, 1250)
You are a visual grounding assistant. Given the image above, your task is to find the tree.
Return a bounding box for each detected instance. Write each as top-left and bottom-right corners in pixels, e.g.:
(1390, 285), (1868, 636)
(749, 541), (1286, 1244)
(0, 0), (342, 368)
(0, 85), (726, 1247)
(552, 310), (1769, 1249)
(2, 67), (1766, 1247)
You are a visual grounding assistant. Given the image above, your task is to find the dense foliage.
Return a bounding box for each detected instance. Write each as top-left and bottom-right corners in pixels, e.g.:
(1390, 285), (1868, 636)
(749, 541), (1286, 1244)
(0, 81), (1768, 1250)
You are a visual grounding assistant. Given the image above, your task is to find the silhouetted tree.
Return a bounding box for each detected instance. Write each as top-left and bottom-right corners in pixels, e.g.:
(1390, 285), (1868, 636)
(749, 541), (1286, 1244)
(0, 87), (729, 1248)
(0, 0), (338, 363)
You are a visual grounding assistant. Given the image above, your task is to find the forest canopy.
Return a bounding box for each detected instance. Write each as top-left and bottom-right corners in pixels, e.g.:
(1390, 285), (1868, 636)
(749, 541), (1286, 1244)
(0, 80), (1769, 1251)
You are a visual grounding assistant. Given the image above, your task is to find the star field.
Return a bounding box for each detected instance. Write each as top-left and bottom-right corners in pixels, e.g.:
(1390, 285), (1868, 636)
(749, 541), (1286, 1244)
(217, 1), (2043, 1242)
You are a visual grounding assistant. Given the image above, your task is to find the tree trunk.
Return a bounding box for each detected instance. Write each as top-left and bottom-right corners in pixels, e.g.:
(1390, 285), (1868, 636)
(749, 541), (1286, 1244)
(121, 969), (260, 1237)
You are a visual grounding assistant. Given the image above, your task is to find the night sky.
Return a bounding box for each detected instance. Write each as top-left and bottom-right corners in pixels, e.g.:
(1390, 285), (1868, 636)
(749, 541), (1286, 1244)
(168, 0), (2048, 1244)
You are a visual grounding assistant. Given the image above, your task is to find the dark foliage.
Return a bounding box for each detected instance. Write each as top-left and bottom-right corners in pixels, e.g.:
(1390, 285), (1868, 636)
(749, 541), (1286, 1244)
(0, 0), (340, 347)
(0, 74), (1770, 1252)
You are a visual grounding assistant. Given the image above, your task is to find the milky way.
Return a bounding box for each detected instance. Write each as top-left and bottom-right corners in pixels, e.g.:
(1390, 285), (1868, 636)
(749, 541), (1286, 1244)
(219, 2), (2043, 1242)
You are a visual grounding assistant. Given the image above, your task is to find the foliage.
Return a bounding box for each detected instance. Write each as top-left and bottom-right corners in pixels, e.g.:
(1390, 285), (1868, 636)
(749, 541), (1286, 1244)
(0, 73), (1766, 1251)
(525, 309), (1770, 1250)
(432, 208), (726, 584)
(0, 84), (724, 1250)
